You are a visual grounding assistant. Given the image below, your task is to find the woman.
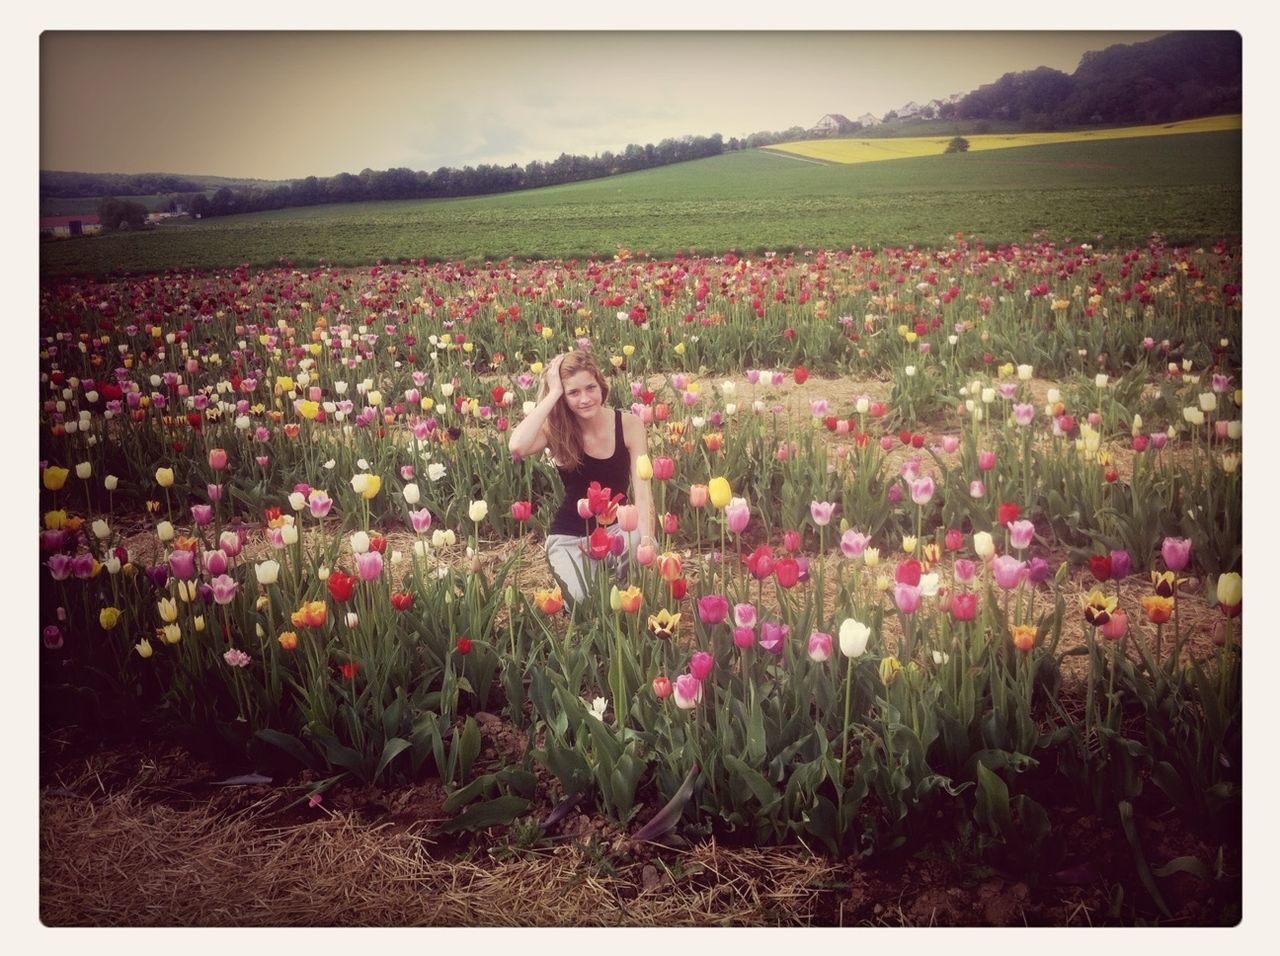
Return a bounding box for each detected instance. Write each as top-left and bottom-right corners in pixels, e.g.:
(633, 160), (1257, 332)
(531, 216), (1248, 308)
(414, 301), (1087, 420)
(508, 350), (655, 606)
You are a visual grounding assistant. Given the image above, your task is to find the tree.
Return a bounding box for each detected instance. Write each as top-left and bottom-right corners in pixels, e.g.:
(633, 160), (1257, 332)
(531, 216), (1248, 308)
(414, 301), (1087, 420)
(96, 197), (149, 231)
(945, 137), (970, 154)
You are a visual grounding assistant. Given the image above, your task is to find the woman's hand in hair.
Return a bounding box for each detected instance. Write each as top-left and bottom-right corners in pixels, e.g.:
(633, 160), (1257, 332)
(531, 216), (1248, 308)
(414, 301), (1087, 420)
(543, 353), (567, 399)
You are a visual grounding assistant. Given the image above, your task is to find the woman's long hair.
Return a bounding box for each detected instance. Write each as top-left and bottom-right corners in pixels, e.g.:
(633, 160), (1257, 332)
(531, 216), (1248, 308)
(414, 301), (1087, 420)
(539, 350), (610, 472)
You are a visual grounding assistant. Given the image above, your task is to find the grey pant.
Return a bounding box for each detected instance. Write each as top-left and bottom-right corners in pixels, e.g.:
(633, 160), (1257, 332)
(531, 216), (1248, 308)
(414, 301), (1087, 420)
(545, 526), (643, 606)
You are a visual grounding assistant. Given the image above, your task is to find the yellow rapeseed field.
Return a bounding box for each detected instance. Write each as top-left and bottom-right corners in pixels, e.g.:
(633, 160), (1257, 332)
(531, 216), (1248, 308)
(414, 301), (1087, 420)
(766, 114), (1241, 165)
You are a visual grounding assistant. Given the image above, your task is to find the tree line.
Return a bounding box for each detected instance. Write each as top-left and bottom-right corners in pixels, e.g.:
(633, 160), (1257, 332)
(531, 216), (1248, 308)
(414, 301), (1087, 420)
(946, 31), (1240, 129)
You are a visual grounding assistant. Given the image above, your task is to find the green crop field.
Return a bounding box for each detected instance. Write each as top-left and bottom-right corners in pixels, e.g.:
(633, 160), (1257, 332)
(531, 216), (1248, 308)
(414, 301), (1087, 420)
(40, 130), (1240, 277)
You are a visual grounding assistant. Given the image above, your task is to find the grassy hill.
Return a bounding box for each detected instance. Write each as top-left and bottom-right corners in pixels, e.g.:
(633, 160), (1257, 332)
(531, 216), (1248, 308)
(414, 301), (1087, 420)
(40, 129), (1241, 277)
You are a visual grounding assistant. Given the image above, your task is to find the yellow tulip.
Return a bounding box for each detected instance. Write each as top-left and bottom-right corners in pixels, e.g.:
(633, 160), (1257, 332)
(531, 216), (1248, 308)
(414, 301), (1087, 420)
(707, 476), (732, 509)
(157, 597), (178, 623)
(99, 607), (122, 630)
(635, 455), (654, 481)
(360, 475), (382, 500)
(296, 400), (320, 420)
(155, 467), (175, 488)
(45, 510), (67, 530)
(1216, 572), (1242, 609)
(43, 466), (70, 491)
(134, 639), (154, 659)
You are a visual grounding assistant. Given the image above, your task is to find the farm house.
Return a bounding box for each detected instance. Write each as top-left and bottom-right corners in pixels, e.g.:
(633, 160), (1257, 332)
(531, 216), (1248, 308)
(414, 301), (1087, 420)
(40, 214), (101, 238)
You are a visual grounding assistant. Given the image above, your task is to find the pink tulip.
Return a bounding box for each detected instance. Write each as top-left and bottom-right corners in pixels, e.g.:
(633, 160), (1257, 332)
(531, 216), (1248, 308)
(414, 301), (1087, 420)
(355, 551), (383, 581)
(1013, 404), (1035, 426)
(807, 631), (833, 662)
(652, 457), (675, 481)
(940, 435), (961, 454)
(725, 501), (750, 535)
(810, 500), (836, 526)
(734, 602), (758, 628)
(953, 559), (977, 586)
(978, 450), (997, 471)
(992, 555), (1028, 590)
(203, 549), (229, 576)
(410, 508), (433, 533)
(624, 532), (653, 565)
(733, 626), (756, 648)
(210, 573), (239, 605)
(208, 448), (228, 471)
(673, 674), (702, 710)
(1008, 520), (1035, 550)
(782, 529), (802, 553)
(908, 477), (934, 506)
(893, 583), (922, 614)
(690, 652), (714, 680)
(615, 505), (638, 532)
(969, 480), (986, 498)
(577, 498), (592, 520)
(697, 594), (729, 626)
(840, 529), (869, 558)
(689, 484), (708, 508)
(191, 504), (213, 526)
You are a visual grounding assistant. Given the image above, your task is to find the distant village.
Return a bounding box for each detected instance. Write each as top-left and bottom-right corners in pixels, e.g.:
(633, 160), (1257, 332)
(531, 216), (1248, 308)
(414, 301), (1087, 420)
(808, 92), (967, 136)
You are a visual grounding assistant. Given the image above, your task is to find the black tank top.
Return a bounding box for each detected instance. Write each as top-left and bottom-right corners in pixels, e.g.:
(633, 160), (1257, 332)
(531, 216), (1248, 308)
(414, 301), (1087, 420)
(548, 409), (632, 537)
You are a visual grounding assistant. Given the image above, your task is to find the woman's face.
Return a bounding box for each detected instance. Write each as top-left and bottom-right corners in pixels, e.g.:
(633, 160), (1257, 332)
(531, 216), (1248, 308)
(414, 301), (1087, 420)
(561, 369), (603, 421)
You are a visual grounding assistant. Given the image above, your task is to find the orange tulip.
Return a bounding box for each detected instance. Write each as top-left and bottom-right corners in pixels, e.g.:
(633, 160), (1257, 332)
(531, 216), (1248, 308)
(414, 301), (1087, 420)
(1141, 594), (1174, 625)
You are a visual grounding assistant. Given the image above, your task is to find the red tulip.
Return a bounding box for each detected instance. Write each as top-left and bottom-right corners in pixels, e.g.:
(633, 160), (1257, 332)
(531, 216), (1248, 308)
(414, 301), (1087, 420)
(1088, 555), (1113, 582)
(793, 366), (809, 384)
(997, 502), (1021, 527)
(456, 637), (472, 655)
(327, 570), (355, 603)
(585, 527), (612, 560)
(391, 592), (414, 611)
(746, 546), (775, 580)
(510, 500), (533, 523)
(895, 559), (922, 587)
(774, 558), (800, 589)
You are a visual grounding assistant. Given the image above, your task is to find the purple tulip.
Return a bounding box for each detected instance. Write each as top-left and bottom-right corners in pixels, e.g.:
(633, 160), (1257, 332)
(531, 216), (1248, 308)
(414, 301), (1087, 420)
(198, 583), (215, 605)
(71, 554), (96, 579)
(1109, 550), (1132, 580)
(47, 554), (73, 581)
(1027, 557), (1051, 585)
(146, 566), (169, 590)
(887, 484), (903, 505)
(42, 624), (64, 650)
(759, 621), (789, 654)
(169, 548), (196, 580)
(1161, 537), (1192, 572)
(953, 559), (978, 586)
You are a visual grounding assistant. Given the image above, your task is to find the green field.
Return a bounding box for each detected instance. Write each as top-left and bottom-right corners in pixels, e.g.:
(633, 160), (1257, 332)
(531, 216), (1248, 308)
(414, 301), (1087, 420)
(40, 130), (1241, 276)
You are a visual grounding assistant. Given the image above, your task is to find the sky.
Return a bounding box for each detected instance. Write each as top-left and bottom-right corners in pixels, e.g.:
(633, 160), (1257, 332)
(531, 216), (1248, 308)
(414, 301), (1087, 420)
(40, 30), (1172, 181)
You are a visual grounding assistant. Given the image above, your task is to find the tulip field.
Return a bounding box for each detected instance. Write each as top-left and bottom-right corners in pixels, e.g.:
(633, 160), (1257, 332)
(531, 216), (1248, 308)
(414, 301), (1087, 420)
(39, 237), (1243, 925)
